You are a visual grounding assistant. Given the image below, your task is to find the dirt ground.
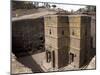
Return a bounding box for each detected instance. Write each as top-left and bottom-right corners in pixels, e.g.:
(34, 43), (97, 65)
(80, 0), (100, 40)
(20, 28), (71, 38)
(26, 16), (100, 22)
(11, 50), (96, 74)
(11, 52), (45, 74)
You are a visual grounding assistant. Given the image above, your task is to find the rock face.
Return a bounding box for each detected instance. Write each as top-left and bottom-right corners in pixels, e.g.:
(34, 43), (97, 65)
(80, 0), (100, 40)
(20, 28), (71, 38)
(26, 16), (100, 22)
(11, 54), (32, 74)
(12, 52), (45, 74)
(12, 18), (44, 56)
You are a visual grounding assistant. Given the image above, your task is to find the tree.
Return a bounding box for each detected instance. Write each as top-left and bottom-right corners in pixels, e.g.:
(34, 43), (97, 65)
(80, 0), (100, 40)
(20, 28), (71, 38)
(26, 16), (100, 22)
(45, 3), (50, 8)
(86, 6), (96, 12)
(52, 5), (56, 8)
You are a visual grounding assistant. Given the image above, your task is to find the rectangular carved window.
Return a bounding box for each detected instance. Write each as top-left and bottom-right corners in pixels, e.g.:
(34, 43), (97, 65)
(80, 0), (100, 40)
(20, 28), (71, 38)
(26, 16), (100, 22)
(72, 30), (75, 35)
(46, 51), (51, 63)
(49, 29), (51, 34)
(69, 53), (74, 63)
(62, 30), (64, 35)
